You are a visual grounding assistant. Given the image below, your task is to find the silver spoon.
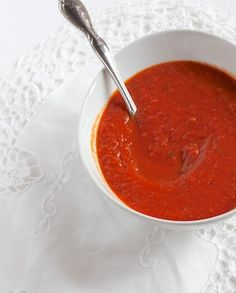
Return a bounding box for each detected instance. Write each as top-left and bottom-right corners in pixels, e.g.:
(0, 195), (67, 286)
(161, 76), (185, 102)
(59, 0), (137, 116)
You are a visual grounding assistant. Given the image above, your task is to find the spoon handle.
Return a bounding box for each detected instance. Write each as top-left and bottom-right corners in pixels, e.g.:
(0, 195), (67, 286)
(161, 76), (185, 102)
(59, 0), (137, 116)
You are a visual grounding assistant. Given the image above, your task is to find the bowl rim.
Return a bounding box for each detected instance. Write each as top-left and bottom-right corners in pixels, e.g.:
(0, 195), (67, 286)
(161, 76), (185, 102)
(78, 28), (236, 226)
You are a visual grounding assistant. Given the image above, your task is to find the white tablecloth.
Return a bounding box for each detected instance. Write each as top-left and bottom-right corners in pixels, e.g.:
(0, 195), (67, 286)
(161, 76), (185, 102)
(1, 0), (236, 292)
(0, 0), (236, 77)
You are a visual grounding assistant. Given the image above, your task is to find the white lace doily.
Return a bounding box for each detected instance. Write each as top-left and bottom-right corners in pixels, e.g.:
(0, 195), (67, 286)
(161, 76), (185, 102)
(1, 1), (236, 292)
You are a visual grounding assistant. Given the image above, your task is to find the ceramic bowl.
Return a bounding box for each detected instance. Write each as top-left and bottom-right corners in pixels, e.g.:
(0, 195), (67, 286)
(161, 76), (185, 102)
(79, 30), (236, 230)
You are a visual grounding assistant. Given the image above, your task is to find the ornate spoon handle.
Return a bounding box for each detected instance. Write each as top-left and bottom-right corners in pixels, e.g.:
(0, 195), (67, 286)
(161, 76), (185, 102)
(59, 0), (137, 116)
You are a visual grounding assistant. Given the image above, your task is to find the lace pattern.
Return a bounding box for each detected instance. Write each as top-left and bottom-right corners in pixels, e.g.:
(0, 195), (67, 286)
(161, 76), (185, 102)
(197, 218), (236, 292)
(0, 125), (42, 193)
(1, 1), (236, 194)
(2, 0), (236, 292)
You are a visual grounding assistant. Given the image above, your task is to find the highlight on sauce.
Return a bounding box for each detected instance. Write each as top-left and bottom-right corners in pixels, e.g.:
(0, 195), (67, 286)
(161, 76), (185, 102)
(96, 61), (236, 221)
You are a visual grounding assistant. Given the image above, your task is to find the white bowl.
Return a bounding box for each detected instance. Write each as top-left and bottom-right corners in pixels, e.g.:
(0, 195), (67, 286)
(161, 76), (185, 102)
(79, 30), (236, 230)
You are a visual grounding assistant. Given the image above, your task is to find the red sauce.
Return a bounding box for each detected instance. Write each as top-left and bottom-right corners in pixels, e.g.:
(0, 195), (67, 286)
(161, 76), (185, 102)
(96, 61), (236, 221)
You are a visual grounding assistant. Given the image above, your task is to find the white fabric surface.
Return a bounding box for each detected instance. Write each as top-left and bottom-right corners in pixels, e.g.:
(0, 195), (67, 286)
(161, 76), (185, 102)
(0, 0), (236, 77)
(1, 0), (236, 292)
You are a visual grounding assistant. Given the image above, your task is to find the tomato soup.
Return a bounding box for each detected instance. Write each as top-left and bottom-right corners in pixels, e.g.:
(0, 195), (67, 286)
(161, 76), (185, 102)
(96, 61), (236, 221)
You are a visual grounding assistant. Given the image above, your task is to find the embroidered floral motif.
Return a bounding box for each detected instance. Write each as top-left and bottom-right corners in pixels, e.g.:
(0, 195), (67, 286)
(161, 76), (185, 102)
(0, 146), (42, 193)
(140, 225), (167, 268)
(35, 142), (78, 236)
(0, 125), (42, 193)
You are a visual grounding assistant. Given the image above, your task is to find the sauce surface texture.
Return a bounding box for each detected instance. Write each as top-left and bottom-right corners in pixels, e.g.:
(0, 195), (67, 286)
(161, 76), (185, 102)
(96, 61), (236, 221)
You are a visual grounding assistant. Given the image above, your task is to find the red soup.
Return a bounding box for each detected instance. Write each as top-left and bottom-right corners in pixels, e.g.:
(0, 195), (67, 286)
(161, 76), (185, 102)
(96, 61), (236, 221)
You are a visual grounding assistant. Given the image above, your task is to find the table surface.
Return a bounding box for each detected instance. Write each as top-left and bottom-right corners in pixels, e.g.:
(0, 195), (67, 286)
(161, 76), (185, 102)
(1, 1), (236, 292)
(0, 0), (236, 78)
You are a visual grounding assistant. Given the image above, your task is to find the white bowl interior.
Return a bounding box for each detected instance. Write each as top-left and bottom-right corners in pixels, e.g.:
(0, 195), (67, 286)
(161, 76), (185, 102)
(79, 30), (236, 229)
